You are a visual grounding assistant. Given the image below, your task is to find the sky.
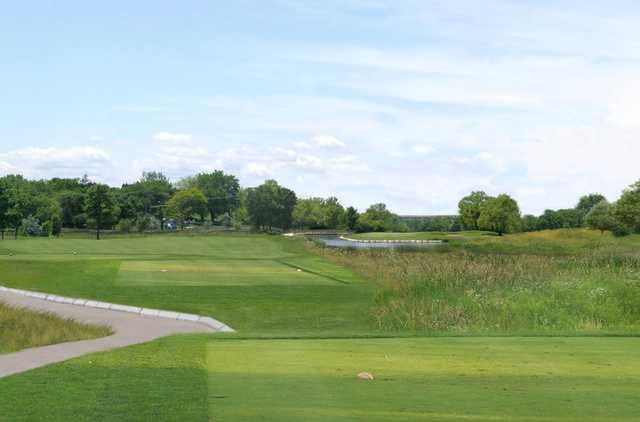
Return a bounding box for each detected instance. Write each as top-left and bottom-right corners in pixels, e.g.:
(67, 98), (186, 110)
(1, 1), (639, 215)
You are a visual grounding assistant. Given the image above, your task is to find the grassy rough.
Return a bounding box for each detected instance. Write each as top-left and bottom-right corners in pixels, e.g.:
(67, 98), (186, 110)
(319, 230), (640, 334)
(0, 302), (111, 354)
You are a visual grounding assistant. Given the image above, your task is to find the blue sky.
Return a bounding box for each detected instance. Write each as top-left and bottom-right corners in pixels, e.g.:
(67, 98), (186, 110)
(1, 1), (639, 214)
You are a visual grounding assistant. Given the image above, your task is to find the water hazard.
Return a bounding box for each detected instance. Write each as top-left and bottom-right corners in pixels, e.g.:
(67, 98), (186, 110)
(313, 235), (445, 250)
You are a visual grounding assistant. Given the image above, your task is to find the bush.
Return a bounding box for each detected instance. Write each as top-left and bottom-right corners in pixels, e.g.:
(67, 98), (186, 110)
(116, 218), (134, 233)
(20, 216), (43, 237)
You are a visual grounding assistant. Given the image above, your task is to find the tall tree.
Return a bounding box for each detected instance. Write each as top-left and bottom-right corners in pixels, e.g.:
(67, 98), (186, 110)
(166, 188), (208, 229)
(345, 206), (359, 231)
(189, 171), (240, 223)
(356, 203), (406, 233)
(0, 183), (8, 239)
(85, 184), (118, 240)
(576, 193), (607, 216)
(585, 200), (616, 234)
(246, 180), (297, 231)
(477, 194), (521, 235)
(458, 191), (490, 230)
(613, 180), (640, 233)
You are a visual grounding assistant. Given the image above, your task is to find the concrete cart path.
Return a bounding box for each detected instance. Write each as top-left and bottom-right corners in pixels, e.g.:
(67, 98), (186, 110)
(0, 289), (223, 378)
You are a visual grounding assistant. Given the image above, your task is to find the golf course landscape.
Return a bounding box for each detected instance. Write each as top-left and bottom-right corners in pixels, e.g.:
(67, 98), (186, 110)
(1, 230), (640, 421)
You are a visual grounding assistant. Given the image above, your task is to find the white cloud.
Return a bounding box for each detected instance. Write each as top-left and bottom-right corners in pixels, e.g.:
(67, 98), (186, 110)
(246, 163), (270, 176)
(0, 146), (113, 182)
(412, 145), (433, 154)
(153, 132), (193, 143)
(313, 135), (345, 148)
(293, 141), (313, 150)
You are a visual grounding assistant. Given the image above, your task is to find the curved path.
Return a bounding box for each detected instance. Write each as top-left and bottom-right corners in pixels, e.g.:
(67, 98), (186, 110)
(0, 289), (230, 378)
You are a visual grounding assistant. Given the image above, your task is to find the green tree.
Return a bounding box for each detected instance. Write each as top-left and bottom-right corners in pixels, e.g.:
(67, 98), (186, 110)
(293, 198), (325, 229)
(85, 184), (118, 240)
(585, 200), (617, 234)
(166, 188), (208, 229)
(323, 197), (345, 229)
(246, 180), (297, 232)
(458, 191), (490, 230)
(576, 193), (607, 216)
(119, 172), (173, 228)
(186, 171), (240, 223)
(345, 206), (359, 231)
(59, 191), (87, 228)
(521, 214), (539, 232)
(477, 194), (521, 235)
(356, 203), (406, 233)
(613, 180), (640, 233)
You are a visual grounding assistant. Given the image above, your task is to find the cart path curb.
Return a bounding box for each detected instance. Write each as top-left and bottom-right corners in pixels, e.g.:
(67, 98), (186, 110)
(0, 285), (234, 332)
(0, 286), (234, 378)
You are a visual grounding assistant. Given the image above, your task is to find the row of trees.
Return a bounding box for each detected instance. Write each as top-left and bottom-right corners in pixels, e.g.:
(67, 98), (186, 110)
(457, 179), (640, 236)
(0, 171), (407, 239)
(2, 170), (639, 239)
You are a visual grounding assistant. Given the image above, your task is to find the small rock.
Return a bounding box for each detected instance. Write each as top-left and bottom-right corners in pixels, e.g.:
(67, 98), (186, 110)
(357, 372), (374, 381)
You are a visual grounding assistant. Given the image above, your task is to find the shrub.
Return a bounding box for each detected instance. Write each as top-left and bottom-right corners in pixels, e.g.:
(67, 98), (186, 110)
(20, 215), (43, 237)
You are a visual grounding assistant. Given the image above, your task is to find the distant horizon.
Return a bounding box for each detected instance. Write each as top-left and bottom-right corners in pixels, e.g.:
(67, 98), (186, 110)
(2, 1), (639, 215)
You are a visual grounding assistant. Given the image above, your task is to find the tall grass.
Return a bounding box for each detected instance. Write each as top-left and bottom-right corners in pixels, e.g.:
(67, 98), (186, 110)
(317, 242), (640, 334)
(0, 303), (112, 353)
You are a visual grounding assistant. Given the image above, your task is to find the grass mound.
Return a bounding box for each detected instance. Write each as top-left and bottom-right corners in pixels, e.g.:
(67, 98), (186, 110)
(0, 302), (112, 354)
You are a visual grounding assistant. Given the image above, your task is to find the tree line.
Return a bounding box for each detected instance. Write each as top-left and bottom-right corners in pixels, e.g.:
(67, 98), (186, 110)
(1, 171), (639, 239)
(0, 171), (407, 239)
(457, 179), (640, 236)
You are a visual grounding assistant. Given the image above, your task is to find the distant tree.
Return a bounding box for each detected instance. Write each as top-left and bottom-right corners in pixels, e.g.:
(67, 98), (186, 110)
(246, 180), (297, 231)
(356, 203), (406, 233)
(585, 200), (617, 234)
(85, 184), (118, 240)
(576, 193), (607, 216)
(293, 198), (325, 229)
(613, 180), (640, 234)
(119, 172), (173, 228)
(537, 209), (561, 230)
(0, 183), (8, 238)
(20, 215), (43, 237)
(345, 206), (359, 231)
(554, 208), (584, 229)
(59, 191), (87, 228)
(187, 171), (240, 223)
(477, 194), (521, 236)
(520, 214), (539, 232)
(458, 191), (490, 230)
(323, 197), (345, 229)
(166, 188), (208, 229)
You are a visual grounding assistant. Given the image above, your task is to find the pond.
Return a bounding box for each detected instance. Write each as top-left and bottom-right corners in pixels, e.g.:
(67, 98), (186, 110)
(312, 235), (445, 250)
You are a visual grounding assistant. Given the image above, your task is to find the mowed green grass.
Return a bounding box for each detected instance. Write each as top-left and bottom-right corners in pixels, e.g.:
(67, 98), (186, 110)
(2, 336), (639, 421)
(0, 234), (375, 336)
(207, 337), (640, 421)
(0, 303), (111, 353)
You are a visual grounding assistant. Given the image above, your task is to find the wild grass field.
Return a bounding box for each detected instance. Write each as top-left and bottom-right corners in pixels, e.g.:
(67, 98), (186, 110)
(319, 231), (640, 334)
(1, 230), (639, 421)
(0, 302), (111, 353)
